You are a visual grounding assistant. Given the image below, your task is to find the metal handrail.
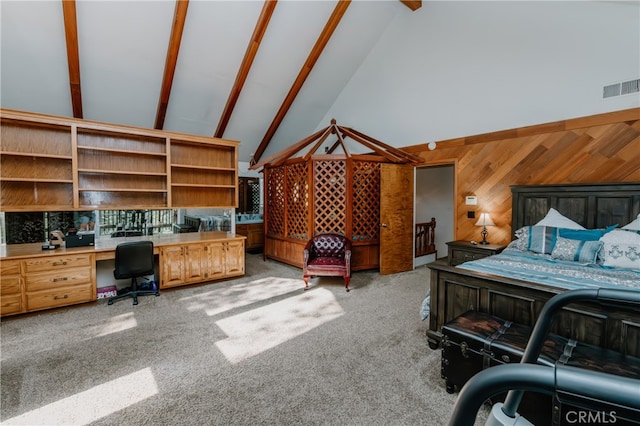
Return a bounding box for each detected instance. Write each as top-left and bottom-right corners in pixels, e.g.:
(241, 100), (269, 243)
(449, 363), (640, 426)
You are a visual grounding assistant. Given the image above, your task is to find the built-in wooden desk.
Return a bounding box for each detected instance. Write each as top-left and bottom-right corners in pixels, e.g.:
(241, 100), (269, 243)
(0, 231), (246, 317)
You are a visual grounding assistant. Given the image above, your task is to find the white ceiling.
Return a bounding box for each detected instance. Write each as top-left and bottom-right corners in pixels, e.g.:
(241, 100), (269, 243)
(1, 0), (407, 163)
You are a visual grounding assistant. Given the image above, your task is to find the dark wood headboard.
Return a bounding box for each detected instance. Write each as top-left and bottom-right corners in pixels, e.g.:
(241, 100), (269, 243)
(511, 182), (640, 237)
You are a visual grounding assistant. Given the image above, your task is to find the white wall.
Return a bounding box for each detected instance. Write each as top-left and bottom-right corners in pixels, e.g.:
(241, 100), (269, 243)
(414, 165), (454, 267)
(320, 1), (640, 146)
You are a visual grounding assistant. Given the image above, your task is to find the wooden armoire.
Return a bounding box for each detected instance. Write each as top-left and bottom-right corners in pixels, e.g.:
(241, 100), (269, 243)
(251, 120), (421, 271)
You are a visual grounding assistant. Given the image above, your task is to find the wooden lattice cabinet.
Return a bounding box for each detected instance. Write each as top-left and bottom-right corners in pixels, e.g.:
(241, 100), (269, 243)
(0, 109), (239, 211)
(253, 120), (421, 271)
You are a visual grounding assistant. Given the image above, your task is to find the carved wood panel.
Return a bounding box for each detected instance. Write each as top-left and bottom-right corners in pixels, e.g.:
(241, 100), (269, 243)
(352, 160), (380, 243)
(266, 167), (285, 237)
(286, 162), (310, 240)
(313, 159), (346, 235)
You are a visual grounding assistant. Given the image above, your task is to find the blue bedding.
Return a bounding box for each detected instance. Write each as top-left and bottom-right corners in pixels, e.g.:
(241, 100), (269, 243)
(457, 248), (640, 291)
(420, 248), (640, 321)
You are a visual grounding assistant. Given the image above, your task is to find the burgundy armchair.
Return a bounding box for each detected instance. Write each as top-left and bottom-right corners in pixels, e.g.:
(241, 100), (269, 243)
(303, 233), (352, 292)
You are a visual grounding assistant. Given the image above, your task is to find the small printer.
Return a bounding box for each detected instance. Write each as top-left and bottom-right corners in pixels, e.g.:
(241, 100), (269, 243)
(65, 232), (95, 248)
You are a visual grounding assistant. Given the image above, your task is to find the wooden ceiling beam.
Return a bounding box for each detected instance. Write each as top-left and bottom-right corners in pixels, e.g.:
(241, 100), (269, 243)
(400, 1), (422, 11)
(341, 126), (423, 164)
(302, 125), (335, 162)
(251, 0), (351, 165)
(154, 0), (189, 130)
(250, 126), (331, 170)
(338, 127), (406, 163)
(215, 0), (277, 138)
(62, 0), (83, 118)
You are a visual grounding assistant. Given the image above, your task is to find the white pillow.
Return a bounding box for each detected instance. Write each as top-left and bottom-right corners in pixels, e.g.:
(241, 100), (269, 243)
(535, 208), (585, 230)
(622, 213), (640, 231)
(599, 229), (640, 268)
(600, 229), (640, 244)
(601, 243), (640, 269)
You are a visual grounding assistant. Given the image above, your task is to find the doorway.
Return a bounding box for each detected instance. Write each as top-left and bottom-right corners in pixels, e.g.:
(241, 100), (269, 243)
(414, 164), (455, 267)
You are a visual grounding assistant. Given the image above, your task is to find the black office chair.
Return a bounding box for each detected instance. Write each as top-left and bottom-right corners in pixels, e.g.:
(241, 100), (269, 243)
(108, 241), (160, 306)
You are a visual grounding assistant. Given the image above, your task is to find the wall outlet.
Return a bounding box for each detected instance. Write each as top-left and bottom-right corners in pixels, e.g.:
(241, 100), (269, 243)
(467, 211), (475, 219)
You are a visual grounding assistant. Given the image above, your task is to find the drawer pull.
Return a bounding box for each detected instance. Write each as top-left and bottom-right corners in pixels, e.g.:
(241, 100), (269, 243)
(52, 277), (68, 282)
(53, 294), (69, 300)
(53, 261), (68, 266)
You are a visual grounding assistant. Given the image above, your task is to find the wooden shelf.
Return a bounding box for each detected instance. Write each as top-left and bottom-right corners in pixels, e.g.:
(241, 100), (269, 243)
(1, 108), (239, 211)
(79, 188), (168, 192)
(2, 177), (74, 183)
(77, 145), (167, 158)
(78, 169), (167, 177)
(2, 181), (74, 210)
(171, 163), (235, 172)
(171, 184), (235, 188)
(1, 151), (72, 160)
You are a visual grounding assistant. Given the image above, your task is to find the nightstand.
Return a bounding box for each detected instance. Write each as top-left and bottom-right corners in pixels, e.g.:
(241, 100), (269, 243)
(446, 240), (506, 266)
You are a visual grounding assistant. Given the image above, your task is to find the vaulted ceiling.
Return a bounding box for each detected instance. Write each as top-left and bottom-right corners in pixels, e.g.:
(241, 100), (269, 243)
(1, 0), (421, 164)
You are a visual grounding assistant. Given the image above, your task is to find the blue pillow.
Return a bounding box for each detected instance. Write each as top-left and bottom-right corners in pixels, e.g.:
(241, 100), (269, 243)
(558, 228), (605, 241)
(527, 226), (558, 254)
(558, 225), (619, 241)
(605, 224), (619, 233)
(551, 237), (603, 264)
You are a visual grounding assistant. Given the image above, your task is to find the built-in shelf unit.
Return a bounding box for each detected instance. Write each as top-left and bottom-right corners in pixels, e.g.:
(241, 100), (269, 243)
(0, 109), (239, 211)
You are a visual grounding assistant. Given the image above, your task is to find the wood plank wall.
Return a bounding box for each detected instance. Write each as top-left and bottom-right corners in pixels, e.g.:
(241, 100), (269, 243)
(404, 108), (640, 246)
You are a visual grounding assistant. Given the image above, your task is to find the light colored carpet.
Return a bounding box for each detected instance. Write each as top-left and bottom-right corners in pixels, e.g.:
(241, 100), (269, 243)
(1, 254), (488, 425)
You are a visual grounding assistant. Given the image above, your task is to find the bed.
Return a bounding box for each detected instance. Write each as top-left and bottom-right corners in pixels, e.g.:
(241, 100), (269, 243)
(425, 182), (640, 357)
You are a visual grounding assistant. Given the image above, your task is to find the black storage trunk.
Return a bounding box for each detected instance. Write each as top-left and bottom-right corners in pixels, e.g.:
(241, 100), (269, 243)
(441, 310), (640, 426)
(552, 342), (640, 426)
(441, 310), (560, 425)
(441, 310), (562, 393)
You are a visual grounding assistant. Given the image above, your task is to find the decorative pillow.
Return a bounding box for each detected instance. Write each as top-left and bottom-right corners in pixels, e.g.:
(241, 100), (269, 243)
(601, 243), (640, 269)
(510, 227), (530, 251)
(527, 226), (558, 254)
(599, 229), (640, 266)
(558, 228), (606, 241)
(600, 229), (640, 244)
(622, 213), (640, 231)
(535, 208), (585, 230)
(551, 237), (603, 264)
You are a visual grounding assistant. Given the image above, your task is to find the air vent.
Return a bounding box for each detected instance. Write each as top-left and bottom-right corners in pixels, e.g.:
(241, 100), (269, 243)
(603, 83), (621, 98)
(603, 78), (639, 99)
(621, 79), (640, 95)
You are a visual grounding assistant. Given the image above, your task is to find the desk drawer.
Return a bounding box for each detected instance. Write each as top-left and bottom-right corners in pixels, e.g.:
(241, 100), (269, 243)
(26, 284), (93, 311)
(1, 274), (21, 295)
(25, 267), (93, 292)
(24, 255), (92, 273)
(1, 260), (20, 275)
(1, 294), (23, 315)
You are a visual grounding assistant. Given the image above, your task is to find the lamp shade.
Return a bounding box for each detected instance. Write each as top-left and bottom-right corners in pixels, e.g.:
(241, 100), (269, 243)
(475, 213), (495, 227)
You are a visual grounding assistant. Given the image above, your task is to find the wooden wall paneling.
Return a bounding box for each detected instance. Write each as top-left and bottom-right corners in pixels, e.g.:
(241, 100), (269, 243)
(407, 108), (640, 245)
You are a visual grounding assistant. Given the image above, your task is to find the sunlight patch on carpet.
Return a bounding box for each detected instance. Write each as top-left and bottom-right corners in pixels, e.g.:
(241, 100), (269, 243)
(215, 288), (344, 363)
(91, 312), (137, 337)
(178, 277), (303, 316)
(2, 367), (158, 425)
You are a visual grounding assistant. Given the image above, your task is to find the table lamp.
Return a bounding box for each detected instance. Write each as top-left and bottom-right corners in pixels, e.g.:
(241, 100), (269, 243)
(475, 212), (495, 245)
